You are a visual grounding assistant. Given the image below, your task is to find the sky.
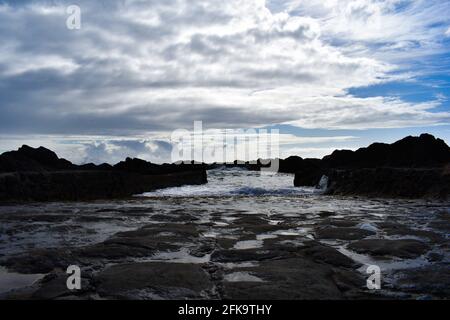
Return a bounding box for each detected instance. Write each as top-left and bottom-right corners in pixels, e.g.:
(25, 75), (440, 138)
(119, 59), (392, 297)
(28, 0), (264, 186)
(0, 0), (449, 164)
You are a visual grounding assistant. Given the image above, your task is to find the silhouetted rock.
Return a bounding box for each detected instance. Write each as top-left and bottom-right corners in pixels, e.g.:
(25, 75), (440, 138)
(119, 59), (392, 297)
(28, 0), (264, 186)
(114, 157), (160, 174)
(0, 170), (207, 202)
(291, 159), (325, 186)
(293, 134), (450, 198)
(0, 145), (207, 202)
(79, 163), (113, 171)
(279, 156), (303, 173)
(325, 167), (450, 198)
(323, 134), (450, 168)
(0, 145), (74, 172)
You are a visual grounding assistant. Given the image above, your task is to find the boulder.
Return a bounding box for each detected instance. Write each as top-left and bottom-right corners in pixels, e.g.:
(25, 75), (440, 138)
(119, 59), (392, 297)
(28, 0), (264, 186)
(95, 262), (212, 299)
(348, 239), (430, 259)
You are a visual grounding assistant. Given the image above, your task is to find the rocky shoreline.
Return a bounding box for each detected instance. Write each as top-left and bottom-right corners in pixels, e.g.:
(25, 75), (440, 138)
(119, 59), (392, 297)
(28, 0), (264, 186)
(291, 134), (450, 199)
(1, 134), (449, 201)
(0, 145), (207, 202)
(324, 167), (450, 198)
(0, 196), (448, 300)
(207, 134), (450, 199)
(0, 134), (448, 300)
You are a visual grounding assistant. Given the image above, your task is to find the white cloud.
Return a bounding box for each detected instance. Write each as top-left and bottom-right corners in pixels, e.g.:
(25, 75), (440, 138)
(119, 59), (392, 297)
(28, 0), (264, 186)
(0, 0), (448, 139)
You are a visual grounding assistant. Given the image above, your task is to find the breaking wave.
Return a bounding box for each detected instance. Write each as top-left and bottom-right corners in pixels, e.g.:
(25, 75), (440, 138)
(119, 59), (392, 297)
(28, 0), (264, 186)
(140, 168), (316, 197)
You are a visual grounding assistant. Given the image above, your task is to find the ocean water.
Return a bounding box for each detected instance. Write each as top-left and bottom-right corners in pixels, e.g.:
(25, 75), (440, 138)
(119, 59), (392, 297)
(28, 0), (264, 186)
(141, 168), (318, 197)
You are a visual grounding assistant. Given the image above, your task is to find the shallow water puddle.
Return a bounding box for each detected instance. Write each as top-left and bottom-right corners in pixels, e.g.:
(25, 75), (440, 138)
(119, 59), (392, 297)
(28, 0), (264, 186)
(256, 234), (278, 241)
(220, 262), (259, 269)
(0, 266), (45, 294)
(224, 272), (265, 282)
(147, 248), (211, 264)
(273, 228), (308, 236)
(233, 240), (263, 250)
(337, 247), (430, 273)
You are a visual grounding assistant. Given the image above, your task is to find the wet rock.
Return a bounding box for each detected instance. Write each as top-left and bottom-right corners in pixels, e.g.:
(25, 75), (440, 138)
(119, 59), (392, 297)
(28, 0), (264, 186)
(75, 243), (152, 260)
(48, 225), (83, 233)
(428, 220), (450, 232)
(231, 216), (283, 234)
(3, 224), (41, 235)
(189, 243), (215, 257)
(383, 227), (444, 243)
(2, 249), (77, 274)
(3, 213), (70, 223)
(348, 239), (430, 259)
(232, 216), (268, 225)
(426, 252), (443, 262)
(317, 219), (358, 227)
(95, 262), (212, 299)
(102, 223), (200, 252)
(331, 269), (365, 293)
(142, 223), (200, 238)
(315, 227), (375, 240)
(393, 264), (450, 297)
(151, 214), (198, 222)
(32, 272), (91, 300)
(318, 211), (335, 218)
(211, 248), (293, 263)
(222, 258), (345, 299)
(74, 215), (124, 223)
(299, 242), (358, 268)
(217, 238), (237, 250)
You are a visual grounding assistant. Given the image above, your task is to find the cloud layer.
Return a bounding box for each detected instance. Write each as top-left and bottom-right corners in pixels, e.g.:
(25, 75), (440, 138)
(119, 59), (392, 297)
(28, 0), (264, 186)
(0, 0), (449, 162)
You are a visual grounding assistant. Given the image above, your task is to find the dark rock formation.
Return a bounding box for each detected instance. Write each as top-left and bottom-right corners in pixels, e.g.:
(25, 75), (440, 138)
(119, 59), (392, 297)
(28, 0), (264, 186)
(314, 226), (375, 240)
(292, 159), (327, 187)
(293, 134), (450, 198)
(221, 258), (346, 300)
(0, 170), (207, 202)
(392, 264), (450, 298)
(95, 262), (213, 299)
(0, 145), (75, 172)
(325, 167), (450, 198)
(0, 145), (207, 202)
(348, 239), (430, 259)
(323, 134), (450, 168)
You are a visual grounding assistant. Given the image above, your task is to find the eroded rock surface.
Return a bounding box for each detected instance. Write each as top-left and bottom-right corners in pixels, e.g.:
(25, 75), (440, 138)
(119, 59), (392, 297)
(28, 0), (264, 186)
(0, 197), (448, 300)
(348, 239), (430, 259)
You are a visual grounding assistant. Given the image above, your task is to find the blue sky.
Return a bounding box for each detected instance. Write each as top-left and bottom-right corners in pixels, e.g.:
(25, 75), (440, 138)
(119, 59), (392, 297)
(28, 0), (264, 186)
(0, 0), (449, 163)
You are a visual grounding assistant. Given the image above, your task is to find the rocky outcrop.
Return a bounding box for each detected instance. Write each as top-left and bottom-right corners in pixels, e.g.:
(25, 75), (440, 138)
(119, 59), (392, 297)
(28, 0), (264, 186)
(292, 160), (327, 187)
(348, 239), (430, 259)
(0, 145), (75, 172)
(0, 145), (207, 202)
(325, 167), (450, 199)
(293, 134), (450, 198)
(322, 134), (450, 168)
(0, 170), (207, 202)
